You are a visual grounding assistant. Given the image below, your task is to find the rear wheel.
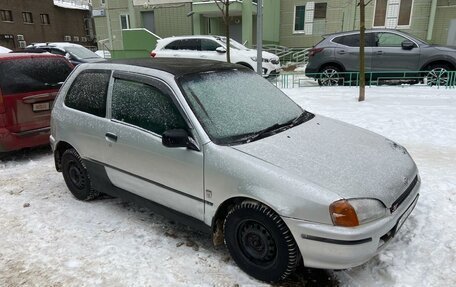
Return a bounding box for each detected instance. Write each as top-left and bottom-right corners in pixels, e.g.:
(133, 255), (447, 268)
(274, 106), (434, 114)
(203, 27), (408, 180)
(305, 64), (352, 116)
(425, 64), (450, 86)
(318, 66), (343, 86)
(61, 148), (99, 201)
(224, 201), (300, 282)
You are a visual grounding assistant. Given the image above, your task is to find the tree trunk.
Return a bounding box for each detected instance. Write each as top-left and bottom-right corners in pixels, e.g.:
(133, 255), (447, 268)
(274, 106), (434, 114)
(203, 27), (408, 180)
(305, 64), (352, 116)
(358, 0), (366, 102)
(225, 2), (231, 63)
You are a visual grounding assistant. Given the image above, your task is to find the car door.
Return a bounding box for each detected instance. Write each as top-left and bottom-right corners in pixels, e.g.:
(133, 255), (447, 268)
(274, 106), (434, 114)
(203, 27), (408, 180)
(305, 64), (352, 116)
(103, 71), (205, 220)
(332, 32), (374, 72)
(372, 32), (421, 71)
(199, 39), (226, 62)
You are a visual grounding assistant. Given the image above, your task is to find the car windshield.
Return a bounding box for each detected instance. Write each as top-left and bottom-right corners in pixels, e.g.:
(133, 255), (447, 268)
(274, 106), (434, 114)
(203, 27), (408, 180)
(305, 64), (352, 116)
(217, 37), (249, 50)
(64, 46), (100, 59)
(179, 70), (311, 145)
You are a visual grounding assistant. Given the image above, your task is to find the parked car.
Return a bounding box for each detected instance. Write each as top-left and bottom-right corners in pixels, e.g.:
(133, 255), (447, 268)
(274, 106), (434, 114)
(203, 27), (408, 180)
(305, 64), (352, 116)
(95, 49), (112, 59)
(305, 29), (456, 86)
(0, 53), (73, 153)
(151, 35), (281, 77)
(0, 45), (11, 53)
(26, 42), (105, 65)
(51, 58), (420, 282)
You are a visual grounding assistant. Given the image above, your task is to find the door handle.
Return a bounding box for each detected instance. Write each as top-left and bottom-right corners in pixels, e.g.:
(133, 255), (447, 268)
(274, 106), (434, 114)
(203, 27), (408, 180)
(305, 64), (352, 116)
(376, 51), (383, 55)
(338, 50), (346, 54)
(105, 132), (118, 142)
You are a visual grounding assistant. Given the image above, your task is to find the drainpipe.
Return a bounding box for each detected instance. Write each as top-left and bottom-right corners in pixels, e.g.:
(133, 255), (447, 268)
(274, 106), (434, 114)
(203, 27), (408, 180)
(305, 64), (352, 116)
(427, 0), (437, 41)
(105, 0), (113, 50)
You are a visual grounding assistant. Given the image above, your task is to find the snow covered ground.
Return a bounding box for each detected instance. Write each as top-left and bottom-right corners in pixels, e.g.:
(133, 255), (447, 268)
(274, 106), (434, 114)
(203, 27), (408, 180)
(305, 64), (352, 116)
(1, 86), (455, 286)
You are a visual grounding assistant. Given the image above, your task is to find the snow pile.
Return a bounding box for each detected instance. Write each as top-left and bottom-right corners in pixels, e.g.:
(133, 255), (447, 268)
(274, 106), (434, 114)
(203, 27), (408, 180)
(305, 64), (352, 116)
(0, 86), (455, 286)
(53, 0), (90, 10)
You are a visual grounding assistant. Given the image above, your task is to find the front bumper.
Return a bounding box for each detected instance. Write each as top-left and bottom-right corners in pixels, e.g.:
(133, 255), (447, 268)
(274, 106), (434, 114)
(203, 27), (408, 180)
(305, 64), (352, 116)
(283, 178), (420, 269)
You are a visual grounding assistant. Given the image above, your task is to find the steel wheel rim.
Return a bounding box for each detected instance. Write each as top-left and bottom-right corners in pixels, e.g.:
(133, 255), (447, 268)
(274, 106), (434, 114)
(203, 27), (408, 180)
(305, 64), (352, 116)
(68, 161), (86, 190)
(237, 220), (277, 266)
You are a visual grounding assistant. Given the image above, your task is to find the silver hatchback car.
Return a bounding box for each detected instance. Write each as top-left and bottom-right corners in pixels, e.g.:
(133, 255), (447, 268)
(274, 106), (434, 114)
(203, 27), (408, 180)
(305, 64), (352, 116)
(51, 58), (420, 282)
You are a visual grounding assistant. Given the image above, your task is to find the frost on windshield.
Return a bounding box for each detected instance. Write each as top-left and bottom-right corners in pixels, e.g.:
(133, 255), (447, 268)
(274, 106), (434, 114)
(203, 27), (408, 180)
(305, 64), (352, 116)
(180, 70), (302, 143)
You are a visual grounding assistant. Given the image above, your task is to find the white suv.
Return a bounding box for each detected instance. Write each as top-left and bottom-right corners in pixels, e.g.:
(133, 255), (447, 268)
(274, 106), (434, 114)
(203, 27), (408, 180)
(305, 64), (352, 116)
(151, 35), (281, 77)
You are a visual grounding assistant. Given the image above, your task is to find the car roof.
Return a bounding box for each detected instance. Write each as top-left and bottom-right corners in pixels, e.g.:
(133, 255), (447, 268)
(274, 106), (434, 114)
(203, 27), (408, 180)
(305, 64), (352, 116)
(108, 58), (247, 77)
(323, 29), (407, 38)
(28, 42), (83, 48)
(0, 53), (65, 60)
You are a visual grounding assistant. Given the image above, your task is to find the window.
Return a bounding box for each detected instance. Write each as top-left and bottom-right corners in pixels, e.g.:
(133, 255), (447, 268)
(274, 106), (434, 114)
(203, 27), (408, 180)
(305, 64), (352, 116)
(376, 32), (410, 47)
(294, 5), (305, 32)
(201, 39), (221, 51)
(111, 79), (186, 135)
(166, 39), (201, 50)
(314, 3), (327, 19)
(294, 2), (315, 34)
(333, 33), (376, 47)
(0, 58), (72, 95)
(65, 70), (111, 117)
(40, 14), (50, 24)
(374, 0), (413, 28)
(22, 12), (33, 24)
(120, 14), (130, 30)
(1, 10), (13, 22)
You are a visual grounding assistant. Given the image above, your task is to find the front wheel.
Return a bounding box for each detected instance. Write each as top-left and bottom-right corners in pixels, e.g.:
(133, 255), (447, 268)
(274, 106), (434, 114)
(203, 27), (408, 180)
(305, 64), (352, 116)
(224, 202), (300, 282)
(425, 64), (450, 86)
(318, 66), (343, 86)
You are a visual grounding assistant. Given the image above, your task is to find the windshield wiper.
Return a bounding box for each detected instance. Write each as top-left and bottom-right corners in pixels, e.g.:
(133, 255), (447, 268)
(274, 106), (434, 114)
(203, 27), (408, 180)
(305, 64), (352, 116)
(231, 111), (314, 144)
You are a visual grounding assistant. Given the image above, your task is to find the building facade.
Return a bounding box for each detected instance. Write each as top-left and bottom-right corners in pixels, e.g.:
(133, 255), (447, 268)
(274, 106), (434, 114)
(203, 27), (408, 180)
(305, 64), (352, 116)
(281, 0), (456, 47)
(0, 0), (94, 50)
(91, 0), (456, 55)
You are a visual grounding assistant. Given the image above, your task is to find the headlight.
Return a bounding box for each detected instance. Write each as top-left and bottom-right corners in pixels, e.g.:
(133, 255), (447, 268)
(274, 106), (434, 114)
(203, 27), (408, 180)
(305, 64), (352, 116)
(250, 57), (269, 63)
(329, 199), (387, 227)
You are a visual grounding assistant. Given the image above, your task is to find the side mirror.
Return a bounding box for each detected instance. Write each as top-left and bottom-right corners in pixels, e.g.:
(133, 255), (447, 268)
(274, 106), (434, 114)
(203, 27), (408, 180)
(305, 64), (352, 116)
(162, 129), (190, 148)
(401, 40), (414, 50)
(216, 47), (226, 54)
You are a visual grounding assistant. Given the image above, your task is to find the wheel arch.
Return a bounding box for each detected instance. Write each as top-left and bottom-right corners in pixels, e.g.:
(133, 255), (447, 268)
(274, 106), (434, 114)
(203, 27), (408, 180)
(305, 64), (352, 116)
(54, 141), (75, 172)
(318, 62), (346, 72)
(235, 62), (254, 70)
(420, 60), (455, 71)
(211, 196), (284, 245)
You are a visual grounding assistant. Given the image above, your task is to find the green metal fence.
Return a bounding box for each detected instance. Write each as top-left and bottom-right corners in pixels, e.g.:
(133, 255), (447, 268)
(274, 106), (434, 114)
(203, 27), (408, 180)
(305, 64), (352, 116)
(271, 70), (456, 89)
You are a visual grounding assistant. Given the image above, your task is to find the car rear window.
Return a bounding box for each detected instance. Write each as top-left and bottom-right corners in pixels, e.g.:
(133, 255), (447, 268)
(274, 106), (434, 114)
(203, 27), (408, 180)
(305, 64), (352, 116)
(0, 57), (72, 95)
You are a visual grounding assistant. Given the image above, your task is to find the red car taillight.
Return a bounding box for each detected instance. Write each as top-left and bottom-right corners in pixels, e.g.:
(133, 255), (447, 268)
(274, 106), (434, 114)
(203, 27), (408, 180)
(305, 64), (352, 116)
(150, 51), (156, 58)
(308, 47), (324, 57)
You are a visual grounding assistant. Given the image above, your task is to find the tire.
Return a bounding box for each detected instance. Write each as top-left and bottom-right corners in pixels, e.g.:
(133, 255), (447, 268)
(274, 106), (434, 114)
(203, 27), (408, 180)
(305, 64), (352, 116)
(424, 64), (450, 86)
(318, 65), (343, 86)
(223, 201), (300, 282)
(61, 148), (99, 201)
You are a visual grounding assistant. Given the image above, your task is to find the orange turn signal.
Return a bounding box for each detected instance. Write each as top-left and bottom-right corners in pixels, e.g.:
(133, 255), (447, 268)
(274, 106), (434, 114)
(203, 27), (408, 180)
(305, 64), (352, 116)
(329, 200), (359, 227)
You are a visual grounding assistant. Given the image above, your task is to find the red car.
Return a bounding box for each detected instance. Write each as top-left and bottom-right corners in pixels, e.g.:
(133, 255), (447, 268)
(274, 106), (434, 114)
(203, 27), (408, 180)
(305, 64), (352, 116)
(0, 53), (73, 153)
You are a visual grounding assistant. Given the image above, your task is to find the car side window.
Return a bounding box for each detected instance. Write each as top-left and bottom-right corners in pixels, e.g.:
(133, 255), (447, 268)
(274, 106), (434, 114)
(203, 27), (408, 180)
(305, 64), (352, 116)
(111, 78), (187, 135)
(333, 33), (375, 47)
(376, 33), (409, 47)
(166, 39), (201, 51)
(201, 39), (221, 51)
(65, 70), (111, 117)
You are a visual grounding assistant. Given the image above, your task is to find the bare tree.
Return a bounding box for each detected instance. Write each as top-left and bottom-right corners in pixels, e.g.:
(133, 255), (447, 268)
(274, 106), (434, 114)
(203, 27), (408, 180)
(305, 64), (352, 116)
(214, 0), (231, 63)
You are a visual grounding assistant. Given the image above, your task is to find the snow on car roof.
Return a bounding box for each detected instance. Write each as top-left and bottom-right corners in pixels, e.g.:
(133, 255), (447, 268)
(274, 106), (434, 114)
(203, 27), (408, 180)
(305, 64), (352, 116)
(109, 58), (249, 77)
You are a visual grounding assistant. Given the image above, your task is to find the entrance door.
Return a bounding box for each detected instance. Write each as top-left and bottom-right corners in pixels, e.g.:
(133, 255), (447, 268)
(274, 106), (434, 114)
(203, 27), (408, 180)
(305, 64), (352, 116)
(142, 11), (155, 33)
(448, 19), (456, 46)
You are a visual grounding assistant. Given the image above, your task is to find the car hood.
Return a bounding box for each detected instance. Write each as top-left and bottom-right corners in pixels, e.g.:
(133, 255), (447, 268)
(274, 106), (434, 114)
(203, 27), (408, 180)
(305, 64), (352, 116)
(240, 49), (279, 60)
(232, 115), (417, 208)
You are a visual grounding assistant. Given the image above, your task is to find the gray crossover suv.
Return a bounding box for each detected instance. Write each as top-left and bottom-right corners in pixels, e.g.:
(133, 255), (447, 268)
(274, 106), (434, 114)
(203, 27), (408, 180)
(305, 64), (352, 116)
(305, 29), (456, 85)
(51, 58), (420, 282)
